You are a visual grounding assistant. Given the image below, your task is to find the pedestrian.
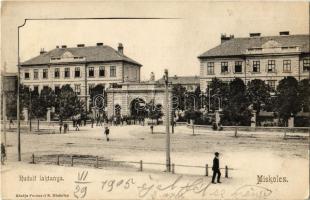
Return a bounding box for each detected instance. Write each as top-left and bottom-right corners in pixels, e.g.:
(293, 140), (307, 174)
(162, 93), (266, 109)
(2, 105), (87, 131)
(1, 143), (6, 165)
(150, 125), (154, 134)
(104, 127), (110, 141)
(59, 120), (63, 134)
(64, 123), (68, 133)
(9, 119), (14, 129)
(72, 118), (76, 127)
(91, 118), (94, 128)
(212, 152), (221, 184)
(75, 121), (80, 131)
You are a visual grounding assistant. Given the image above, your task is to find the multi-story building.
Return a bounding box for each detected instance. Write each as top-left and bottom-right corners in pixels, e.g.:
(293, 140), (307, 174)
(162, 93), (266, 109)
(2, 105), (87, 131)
(20, 43), (142, 110)
(198, 32), (310, 91)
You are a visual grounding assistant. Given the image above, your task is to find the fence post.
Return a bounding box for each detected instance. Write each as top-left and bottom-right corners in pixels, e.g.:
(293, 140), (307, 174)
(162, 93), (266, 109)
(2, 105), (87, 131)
(57, 155), (60, 165)
(225, 165), (228, 178)
(234, 126), (238, 137)
(139, 160), (143, 171)
(96, 156), (99, 168)
(205, 164), (208, 176)
(31, 153), (35, 164)
(172, 163), (175, 174)
(71, 156), (74, 167)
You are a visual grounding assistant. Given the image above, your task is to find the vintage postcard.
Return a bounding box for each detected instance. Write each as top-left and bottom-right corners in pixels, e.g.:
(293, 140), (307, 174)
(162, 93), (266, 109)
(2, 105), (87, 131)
(1, 1), (309, 200)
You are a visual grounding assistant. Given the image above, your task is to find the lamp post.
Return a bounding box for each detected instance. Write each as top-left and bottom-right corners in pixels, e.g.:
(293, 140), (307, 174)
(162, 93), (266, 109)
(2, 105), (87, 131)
(17, 20), (26, 161)
(208, 88), (212, 112)
(200, 92), (205, 109)
(164, 69), (171, 172)
(29, 89), (32, 132)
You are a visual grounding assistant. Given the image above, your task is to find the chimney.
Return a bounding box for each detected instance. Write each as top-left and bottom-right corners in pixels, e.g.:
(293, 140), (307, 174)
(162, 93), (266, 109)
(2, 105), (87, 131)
(61, 45), (67, 48)
(96, 42), (103, 46)
(279, 31), (289, 36)
(221, 34), (234, 43)
(77, 44), (85, 47)
(118, 43), (124, 54)
(249, 33), (261, 37)
(40, 48), (46, 55)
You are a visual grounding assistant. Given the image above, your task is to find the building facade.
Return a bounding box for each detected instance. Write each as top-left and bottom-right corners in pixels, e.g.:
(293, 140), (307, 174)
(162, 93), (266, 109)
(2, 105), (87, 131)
(198, 32), (310, 91)
(20, 43), (142, 110)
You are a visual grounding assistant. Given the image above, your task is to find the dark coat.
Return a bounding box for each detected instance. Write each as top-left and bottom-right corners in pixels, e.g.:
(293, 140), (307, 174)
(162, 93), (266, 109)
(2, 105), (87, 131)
(212, 157), (219, 171)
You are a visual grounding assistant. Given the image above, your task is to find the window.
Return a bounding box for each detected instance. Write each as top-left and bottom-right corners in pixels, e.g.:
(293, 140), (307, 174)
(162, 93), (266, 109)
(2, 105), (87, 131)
(207, 62), (214, 75)
(234, 61), (242, 73)
(110, 66), (116, 77)
(221, 62), (228, 73)
(75, 67), (80, 78)
(54, 68), (60, 78)
(303, 59), (310, 72)
(283, 60), (291, 72)
(33, 86), (39, 94)
(267, 80), (276, 90)
(74, 84), (81, 95)
(33, 69), (38, 79)
(88, 67), (94, 77)
(253, 61), (260, 72)
(55, 85), (61, 95)
(43, 69), (48, 79)
(99, 66), (105, 77)
(64, 68), (70, 78)
(24, 72), (30, 79)
(88, 84), (95, 95)
(267, 60), (276, 72)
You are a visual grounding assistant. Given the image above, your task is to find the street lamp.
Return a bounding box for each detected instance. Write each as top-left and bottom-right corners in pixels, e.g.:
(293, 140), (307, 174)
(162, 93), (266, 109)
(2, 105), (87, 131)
(164, 69), (171, 172)
(208, 88), (212, 112)
(212, 94), (222, 111)
(17, 20), (27, 161)
(199, 92), (205, 109)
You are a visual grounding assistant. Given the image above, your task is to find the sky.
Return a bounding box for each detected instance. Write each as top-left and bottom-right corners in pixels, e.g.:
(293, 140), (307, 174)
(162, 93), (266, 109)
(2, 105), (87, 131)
(1, 1), (309, 80)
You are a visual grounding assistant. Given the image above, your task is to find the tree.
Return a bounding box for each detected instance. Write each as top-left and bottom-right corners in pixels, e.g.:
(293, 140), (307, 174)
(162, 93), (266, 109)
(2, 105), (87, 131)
(221, 78), (251, 126)
(276, 76), (301, 125)
(208, 78), (229, 111)
(247, 79), (272, 115)
(56, 84), (85, 120)
(90, 84), (106, 109)
(146, 100), (163, 123)
(298, 79), (310, 112)
(171, 84), (186, 110)
(30, 86), (56, 120)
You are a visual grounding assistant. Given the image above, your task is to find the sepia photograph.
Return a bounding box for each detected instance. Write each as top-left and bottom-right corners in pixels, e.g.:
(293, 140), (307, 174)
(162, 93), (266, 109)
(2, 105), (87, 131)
(1, 1), (309, 199)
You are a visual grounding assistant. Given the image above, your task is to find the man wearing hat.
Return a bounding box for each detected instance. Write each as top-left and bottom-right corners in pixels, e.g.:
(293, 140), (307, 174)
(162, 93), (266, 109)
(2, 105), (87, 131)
(212, 152), (221, 184)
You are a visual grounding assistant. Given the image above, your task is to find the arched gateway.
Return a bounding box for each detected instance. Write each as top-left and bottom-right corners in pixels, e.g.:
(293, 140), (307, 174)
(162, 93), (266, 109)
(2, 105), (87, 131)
(106, 82), (172, 122)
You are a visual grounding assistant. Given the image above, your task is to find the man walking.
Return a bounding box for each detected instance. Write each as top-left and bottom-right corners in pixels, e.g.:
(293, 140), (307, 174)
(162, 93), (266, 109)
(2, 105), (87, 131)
(104, 127), (110, 141)
(1, 143), (6, 165)
(59, 120), (63, 134)
(212, 152), (221, 184)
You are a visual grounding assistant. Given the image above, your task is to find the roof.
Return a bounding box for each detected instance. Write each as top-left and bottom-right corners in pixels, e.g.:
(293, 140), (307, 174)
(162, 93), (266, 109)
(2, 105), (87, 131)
(198, 34), (310, 58)
(21, 45), (142, 66)
(157, 75), (200, 85)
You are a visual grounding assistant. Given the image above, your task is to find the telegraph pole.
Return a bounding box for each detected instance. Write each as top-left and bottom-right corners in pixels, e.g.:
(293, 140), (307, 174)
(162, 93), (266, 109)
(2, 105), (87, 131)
(164, 69), (171, 172)
(1, 69), (7, 146)
(17, 20), (26, 161)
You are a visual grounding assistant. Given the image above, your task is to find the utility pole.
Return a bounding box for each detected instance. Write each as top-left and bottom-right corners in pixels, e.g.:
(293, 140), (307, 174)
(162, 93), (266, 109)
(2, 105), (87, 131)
(164, 69), (171, 172)
(29, 90), (32, 132)
(1, 71), (7, 146)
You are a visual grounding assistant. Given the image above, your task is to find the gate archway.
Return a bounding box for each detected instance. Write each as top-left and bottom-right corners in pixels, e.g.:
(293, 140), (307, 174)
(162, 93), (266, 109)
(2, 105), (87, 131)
(130, 98), (147, 119)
